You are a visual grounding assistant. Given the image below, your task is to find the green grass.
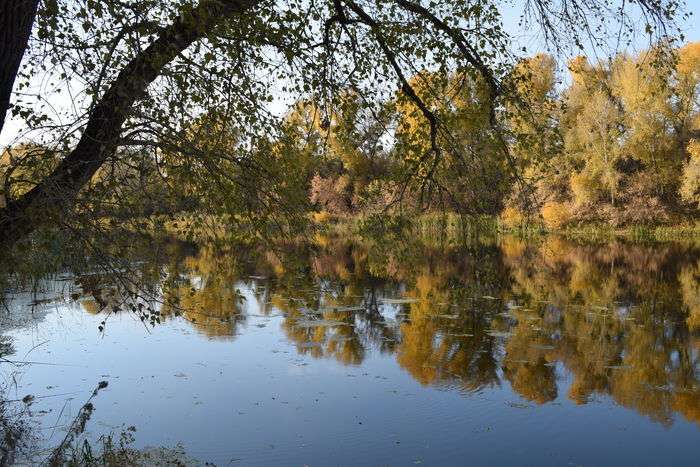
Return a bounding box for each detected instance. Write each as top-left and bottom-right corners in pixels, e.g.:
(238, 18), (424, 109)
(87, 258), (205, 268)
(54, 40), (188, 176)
(330, 212), (700, 244)
(139, 211), (700, 245)
(554, 222), (700, 243)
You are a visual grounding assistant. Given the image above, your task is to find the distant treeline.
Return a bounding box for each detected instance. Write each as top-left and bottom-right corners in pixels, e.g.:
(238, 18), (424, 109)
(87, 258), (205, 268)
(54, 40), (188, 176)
(303, 42), (700, 229)
(3, 42), (700, 231)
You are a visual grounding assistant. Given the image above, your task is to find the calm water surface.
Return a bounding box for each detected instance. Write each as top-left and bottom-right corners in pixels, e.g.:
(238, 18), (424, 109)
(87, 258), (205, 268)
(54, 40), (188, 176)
(1, 236), (699, 465)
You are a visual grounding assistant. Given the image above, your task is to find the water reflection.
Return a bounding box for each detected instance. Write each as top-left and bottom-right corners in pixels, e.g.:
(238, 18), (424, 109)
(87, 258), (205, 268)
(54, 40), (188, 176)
(58, 234), (700, 427)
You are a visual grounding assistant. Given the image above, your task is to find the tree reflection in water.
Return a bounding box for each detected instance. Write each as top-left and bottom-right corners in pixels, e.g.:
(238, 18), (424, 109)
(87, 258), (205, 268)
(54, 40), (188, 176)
(67, 233), (700, 427)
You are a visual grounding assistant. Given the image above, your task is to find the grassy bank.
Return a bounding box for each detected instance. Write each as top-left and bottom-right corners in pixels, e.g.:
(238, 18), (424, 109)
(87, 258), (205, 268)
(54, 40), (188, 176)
(512, 221), (700, 243)
(140, 211), (700, 245)
(325, 212), (700, 244)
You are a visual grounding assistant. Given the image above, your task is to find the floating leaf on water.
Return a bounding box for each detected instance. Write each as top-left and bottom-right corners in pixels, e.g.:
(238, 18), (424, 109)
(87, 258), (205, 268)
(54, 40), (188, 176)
(299, 342), (323, 349)
(506, 402), (531, 409)
(320, 305), (364, 313)
(294, 319), (353, 328)
(604, 365), (631, 370)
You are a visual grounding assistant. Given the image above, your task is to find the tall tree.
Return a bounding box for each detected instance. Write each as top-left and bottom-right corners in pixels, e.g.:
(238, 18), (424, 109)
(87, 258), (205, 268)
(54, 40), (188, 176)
(0, 0), (40, 134)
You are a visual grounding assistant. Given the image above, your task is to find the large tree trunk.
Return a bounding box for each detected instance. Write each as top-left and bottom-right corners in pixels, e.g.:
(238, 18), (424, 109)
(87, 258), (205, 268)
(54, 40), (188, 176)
(0, 0), (40, 134)
(0, 0), (258, 249)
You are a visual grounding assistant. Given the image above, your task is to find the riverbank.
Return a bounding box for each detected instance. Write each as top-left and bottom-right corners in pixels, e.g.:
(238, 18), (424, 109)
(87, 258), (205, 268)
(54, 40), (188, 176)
(321, 212), (700, 244)
(120, 211), (700, 247)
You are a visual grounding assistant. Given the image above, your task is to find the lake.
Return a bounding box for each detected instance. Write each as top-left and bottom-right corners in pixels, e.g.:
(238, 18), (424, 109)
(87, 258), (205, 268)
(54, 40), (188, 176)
(1, 234), (699, 465)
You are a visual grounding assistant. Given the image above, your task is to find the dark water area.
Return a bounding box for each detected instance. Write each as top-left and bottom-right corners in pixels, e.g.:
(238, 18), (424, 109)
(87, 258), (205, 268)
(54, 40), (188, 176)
(1, 235), (699, 465)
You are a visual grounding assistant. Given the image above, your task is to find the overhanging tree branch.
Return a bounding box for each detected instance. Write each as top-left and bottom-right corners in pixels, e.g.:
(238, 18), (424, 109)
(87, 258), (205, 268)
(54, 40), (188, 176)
(0, 0), (260, 247)
(343, 0), (440, 158)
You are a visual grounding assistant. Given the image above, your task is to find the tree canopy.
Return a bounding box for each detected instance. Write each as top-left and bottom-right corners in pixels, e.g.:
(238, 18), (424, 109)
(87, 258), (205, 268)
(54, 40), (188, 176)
(0, 0), (689, 248)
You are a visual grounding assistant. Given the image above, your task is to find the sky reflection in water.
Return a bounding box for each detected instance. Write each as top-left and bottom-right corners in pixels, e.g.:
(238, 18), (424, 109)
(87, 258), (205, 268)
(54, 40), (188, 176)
(2, 236), (700, 466)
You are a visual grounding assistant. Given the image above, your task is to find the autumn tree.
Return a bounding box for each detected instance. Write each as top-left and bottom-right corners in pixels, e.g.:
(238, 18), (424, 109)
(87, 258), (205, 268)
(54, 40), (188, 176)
(0, 0), (685, 247)
(502, 53), (566, 227)
(503, 41), (700, 229)
(392, 69), (513, 214)
(306, 91), (393, 216)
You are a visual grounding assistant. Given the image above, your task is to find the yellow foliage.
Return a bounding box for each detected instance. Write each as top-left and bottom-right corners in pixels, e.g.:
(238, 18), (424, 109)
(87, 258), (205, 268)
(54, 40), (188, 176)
(500, 236), (526, 259)
(311, 210), (332, 224)
(540, 235), (571, 266)
(672, 392), (700, 424)
(688, 308), (700, 332)
(265, 250), (286, 277)
(679, 263), (700, 332)
(313, 231), (330, 248)
(80, 299), (101, 314)
(513, 53), (556, 104)
(500, 206), (524, 228)
(570, 172), (597, 206)
(677, 41), (700, 80)
(540, 201), (571, 230)
(679, 139), (700, 206)
(567, 56), (590, 85)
